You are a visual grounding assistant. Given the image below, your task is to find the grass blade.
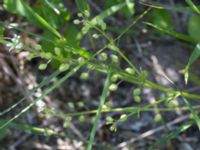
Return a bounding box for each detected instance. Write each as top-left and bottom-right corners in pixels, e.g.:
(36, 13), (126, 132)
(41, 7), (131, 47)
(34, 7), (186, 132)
(0, 119), (54, 136)
(145, 22), (194, 42)
(87, 72), (112, 150)
(140, 2), (199, 13)
(186, 0), (200, 15)
(186, 43), (200, 66)
(184, 42), (200, 84)
(44, 0), (61, 15)
(22, 0), (62, 38)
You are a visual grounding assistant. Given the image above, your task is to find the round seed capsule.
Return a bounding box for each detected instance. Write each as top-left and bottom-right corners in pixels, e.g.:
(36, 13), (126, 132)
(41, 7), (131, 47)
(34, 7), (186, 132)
(110, 54), (119, 63)
(125, 67), (135, 75)
(100, 52), (108, 61)
(39, 64), (47, 70)
(134, 96), (141, 103)
(111, 74), (119, 82)
(92, 34), (99, 39)
(133, 88), (141, 96)
(80, 72), (89, 80)
(59, 64), (70, 72)
(154, 114), (162, 122)
(73, 19), (81, 25)
(109, 84), (118, 91)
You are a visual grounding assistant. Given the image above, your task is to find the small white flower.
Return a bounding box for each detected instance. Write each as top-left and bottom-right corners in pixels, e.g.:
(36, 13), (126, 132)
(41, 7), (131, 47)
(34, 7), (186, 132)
(36, 100), (46, 112)
(6, 34), (23, 52)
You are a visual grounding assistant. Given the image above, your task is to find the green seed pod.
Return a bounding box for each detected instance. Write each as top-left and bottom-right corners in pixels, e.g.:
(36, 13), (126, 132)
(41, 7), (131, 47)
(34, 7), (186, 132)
(68, 102), (75, 109)
(78, 13), (83, 17)
(77, 101), (84, 108)
(111, 74), (119, 82)
(109, 84), (118, 91)
(80, 72), (89, 80)
(63, 116), (72, 128)
(167, 99), (179, 108)
(35, 44), (42, 50)
(125, 67), (135, 75)
(41, 52), (52, 59)
(119, 114), (128, 122)
(100, 52), (108, 61)
(154, 114), (162, 122)
(106, 116), (114, 125)
(59, 63), (70, 72)
(73, 19), (81, 25)
(84, 10), (90, 17)
(110, 54), (119, 63)
(27, 54), (34, 61)
(54, 47), (61, 56)
(110, 124), (117, 132)
(133, 88), (141, 96)
(79, 115), (85, 122)
(45, 52), (53, 59)
(134, 96), (141, 103)
(78, 57), (85, 64)
(92, 34), (99, 39)
(39, 64), (47, 70)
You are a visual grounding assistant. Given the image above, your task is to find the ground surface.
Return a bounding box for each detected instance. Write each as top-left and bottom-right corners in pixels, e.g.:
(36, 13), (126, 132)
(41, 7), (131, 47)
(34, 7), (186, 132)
(0, 1), (200, 150)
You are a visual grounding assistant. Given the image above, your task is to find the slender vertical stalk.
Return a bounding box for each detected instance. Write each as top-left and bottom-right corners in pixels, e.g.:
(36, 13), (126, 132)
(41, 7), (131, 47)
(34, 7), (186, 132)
(87, 72), (111, 150)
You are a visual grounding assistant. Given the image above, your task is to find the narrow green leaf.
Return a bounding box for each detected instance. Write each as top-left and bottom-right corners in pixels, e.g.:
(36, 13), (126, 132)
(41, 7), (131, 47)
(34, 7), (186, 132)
(3, 0), (26, 16)
(87, 72), (112, 150)
(0, 119), (54, 135)
(94, 3), (126, 22)
(22, 1), (62, 38)
(44, 0), (60, 15)
(145, 22), (194, 42)
(186, 0), (200, 15)
(74, 47), (92, 59)
(125, 0), (135, 16)
(184, 43), (200, 84)
(188, 14), (200, 42)
(141, 2), (200, 13)
(150, 9), (173, 30)
(104, 0), (134, 18)
(4, 0), (62, 38)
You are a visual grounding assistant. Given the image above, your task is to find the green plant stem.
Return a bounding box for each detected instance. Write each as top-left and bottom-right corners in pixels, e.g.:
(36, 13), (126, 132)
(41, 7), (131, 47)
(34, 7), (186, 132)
(87, 72), (111, 150)
(116, 7), (152, 41)
(47, 98), (200, 117)
(85, 60), (200, 100)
